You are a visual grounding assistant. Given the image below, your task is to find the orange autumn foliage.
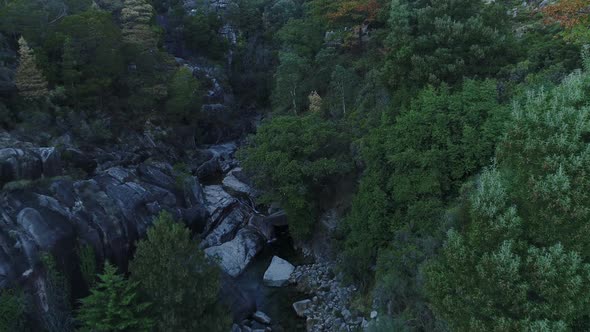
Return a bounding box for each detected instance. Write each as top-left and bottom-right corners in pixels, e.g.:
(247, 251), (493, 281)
(326, 0), (382, 24)
(542, 0), (590, 29)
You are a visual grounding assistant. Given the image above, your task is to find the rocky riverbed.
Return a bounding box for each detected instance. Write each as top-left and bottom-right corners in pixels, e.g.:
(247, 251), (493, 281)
(289, 263), (375, 332)
(0, 127), (369, 332)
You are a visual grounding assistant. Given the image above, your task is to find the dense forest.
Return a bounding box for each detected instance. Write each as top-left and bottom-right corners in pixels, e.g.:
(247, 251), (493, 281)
(1, 0), (590, 331)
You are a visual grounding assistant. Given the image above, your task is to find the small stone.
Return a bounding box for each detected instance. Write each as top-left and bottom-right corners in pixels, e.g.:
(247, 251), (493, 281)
(341, 309), (351, 320)
(306, 317), (319, 330)
(362, 319), (369, 329)
(352, 317), (363, 325)
(252, 311), (272, 325)
(232, 323), (241, 332)
(293, 299), (313, 317)
(370, 310), (378, 319)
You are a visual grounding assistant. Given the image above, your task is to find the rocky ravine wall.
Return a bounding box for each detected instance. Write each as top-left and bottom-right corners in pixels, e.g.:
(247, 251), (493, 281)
(0, 128), (287, 326)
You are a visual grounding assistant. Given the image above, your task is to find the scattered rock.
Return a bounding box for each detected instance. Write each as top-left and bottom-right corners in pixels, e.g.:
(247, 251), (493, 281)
(370, 310), (378, 319)
(252, 311), (272, 325)
(290, 263), (367, 331)
(293, 299), (312, 317)
(263, 256), (295, 287)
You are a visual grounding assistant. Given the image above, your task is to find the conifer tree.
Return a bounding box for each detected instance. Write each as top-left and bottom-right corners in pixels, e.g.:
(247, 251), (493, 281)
(426, 63), (590, 331)
(77, 263), (153, 332)
(129, 212), (230, 332)
(15, 37), (48, 99)
(0, 289), (26, 331)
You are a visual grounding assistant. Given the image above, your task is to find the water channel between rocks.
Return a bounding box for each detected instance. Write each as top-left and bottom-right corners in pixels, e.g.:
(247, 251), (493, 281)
(234, 226), (311, 331)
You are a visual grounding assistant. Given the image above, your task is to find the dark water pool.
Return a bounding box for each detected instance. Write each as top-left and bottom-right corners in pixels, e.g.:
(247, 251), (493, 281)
(235, 228), (311, 331)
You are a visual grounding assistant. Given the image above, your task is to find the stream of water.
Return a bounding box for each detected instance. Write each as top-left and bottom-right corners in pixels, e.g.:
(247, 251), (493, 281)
(235, 227), (311, 331)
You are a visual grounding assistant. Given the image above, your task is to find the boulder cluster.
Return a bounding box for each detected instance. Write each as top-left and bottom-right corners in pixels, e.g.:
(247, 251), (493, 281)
(290, 263), (375, 332)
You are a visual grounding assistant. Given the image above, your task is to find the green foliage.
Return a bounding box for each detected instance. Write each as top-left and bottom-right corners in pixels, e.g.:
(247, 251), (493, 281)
(263, 0), (300, 33)
(39, 253), (74, 332)
(77, 262), (153, 332)
(77, 244), (97, 289)
(385, 0), (515, 93)
(272, 51), (312, 114)
(183, 13), (227, 59)
(129, 212), (230, 332)
(0, 0), (66, 43)
(172, 162), (191, 190)
(426, 66), (590, 331)
(0, 288), (26, 332)
(48, 10), (125, 109)
(327, 65), (358, 117)
(165, 67), (202, 125)
(276, 18), (324, 58)
(240, 112), (352, 238)
(340, 80), (505, 329)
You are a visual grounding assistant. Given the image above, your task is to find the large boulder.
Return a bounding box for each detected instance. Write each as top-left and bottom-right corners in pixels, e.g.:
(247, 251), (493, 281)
(16, 207), (73, 254)
(263, 256), (295, 287)
(0, 148), (43, 185)
(63, 148), (97, 174)
(252, 311), (271, 325)
(208, 143), (238, 173)
(137, 162), (175, 190)
(36, 148), (61, 177)
(183, 176), (206, 207)
(204, 227), (265, 277)
(248, 215), (275, 242)
(203, 185), (237, 225)
(181, 206), (209, 233)
(222, 167), (256, 198)
(201, 206), (249, 248)
(263, 210), (288, 227)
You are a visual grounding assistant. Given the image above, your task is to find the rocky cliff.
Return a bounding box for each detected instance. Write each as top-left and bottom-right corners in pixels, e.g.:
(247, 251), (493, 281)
(0, 124), (287, 325)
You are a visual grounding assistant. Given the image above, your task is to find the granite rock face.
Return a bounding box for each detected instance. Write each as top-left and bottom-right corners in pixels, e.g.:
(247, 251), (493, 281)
(0, 120), (281, 324)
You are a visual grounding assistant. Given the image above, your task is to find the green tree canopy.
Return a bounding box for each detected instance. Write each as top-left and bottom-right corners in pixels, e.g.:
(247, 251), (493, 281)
(129, 212), (230, 332)
(165, 66), (202, 125)
(240, 112), (352, 239)
(77, 262), (153, 332)
(385, 0), (515, 93)
(0, 288), (26, 331)
(341, 80), (506, 328)
(427, 63), (590, 331)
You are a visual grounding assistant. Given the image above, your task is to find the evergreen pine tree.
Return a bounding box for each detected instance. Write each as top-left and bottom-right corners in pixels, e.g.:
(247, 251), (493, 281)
(129, 212), (230, 332)
(426, 63), (590, 331)
(0, 289), (26, 331)
(15, 37), (48, 99)
(77, 262), (153, 332)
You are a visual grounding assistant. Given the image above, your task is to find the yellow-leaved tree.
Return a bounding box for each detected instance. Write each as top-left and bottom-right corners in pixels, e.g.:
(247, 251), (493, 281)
(15, 37), (48, 99)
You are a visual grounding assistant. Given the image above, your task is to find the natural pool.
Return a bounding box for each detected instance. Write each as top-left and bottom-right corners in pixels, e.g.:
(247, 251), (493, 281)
(235, 227), (311, 331)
